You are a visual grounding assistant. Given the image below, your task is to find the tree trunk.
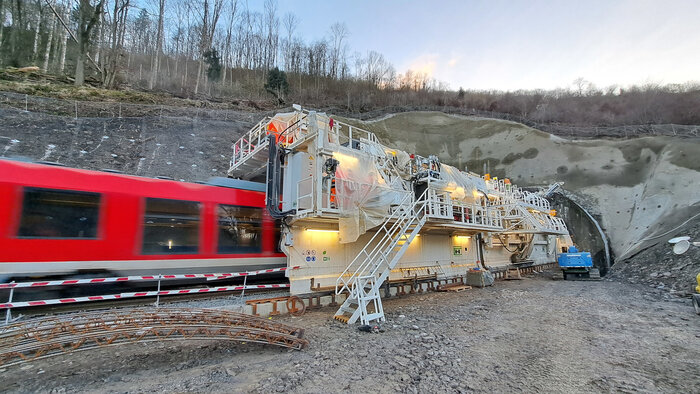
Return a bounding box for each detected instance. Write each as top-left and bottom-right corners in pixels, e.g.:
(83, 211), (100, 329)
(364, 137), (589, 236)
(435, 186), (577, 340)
(32, 6), (43, 63)
(9, 0), (20, 62)
(42, 12), (55, 72)
(194, 58), (203, 95)
(94, 11), (104, 64)
(58, 6), (68, 73)
(75, 51), (85, 85)
(149, 0), (165, 90)
(0, 0), (5, 49)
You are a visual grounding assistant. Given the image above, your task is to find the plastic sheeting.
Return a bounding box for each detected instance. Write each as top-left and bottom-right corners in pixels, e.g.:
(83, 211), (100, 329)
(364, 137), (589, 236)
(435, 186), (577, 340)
(332, 148), (409, 244)
(433, 163), (488, 202)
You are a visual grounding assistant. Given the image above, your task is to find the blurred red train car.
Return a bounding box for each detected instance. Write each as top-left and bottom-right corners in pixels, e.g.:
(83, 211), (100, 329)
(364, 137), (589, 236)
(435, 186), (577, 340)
(0, 159), (285, 282)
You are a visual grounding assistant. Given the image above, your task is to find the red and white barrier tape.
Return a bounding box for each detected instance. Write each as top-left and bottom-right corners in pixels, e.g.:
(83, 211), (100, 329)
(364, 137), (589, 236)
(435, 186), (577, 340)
(0, 283), (290, 309)
(0, 266), (300, 289)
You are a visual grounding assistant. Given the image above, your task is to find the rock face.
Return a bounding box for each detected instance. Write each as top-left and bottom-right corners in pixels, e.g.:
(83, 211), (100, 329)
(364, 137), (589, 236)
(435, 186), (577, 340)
(341, 112), (700, 288)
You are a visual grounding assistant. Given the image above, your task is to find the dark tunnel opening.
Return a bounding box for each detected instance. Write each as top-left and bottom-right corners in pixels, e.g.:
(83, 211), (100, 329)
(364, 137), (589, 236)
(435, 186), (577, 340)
(549, 193), (614, 276)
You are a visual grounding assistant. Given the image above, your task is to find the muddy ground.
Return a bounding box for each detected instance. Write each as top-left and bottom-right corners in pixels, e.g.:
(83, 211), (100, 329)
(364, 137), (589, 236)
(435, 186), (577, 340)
(3, 273), (699, 393)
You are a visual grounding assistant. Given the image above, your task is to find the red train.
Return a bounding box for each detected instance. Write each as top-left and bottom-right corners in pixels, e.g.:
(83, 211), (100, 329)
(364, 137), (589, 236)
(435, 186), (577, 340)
(0, 159), (285, 282)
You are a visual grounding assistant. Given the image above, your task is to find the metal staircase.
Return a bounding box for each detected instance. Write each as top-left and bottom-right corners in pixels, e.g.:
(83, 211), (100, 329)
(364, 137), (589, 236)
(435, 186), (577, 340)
(227, 116), (274, 179)
(334, 191), (428, 325)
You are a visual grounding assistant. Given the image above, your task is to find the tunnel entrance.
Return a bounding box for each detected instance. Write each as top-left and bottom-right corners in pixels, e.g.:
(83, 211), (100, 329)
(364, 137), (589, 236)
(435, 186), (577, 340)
(549, 193), (614, 276)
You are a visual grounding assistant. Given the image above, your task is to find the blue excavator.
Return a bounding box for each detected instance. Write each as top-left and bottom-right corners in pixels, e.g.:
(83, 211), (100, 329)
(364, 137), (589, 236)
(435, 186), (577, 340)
(553, 245), (601, 280)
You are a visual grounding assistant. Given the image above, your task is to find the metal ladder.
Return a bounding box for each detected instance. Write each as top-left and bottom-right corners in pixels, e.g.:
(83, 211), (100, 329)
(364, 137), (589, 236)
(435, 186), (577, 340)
(334, 190), (428, 325)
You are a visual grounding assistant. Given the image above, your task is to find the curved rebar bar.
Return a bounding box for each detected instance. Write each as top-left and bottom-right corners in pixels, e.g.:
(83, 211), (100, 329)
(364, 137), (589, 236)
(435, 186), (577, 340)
(0, 308), (308, 367)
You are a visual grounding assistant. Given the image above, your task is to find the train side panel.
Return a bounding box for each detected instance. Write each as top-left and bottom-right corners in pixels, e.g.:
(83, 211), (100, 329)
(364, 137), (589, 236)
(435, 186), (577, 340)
(0, 160), (286, 279)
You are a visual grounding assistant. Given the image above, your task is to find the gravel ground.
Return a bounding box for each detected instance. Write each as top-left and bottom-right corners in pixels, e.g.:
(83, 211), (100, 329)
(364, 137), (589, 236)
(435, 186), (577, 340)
(3, 272), (699, 393)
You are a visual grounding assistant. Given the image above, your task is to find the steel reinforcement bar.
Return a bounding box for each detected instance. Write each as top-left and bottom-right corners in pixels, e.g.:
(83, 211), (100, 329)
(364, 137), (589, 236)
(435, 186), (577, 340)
(0, 308), (308, 367)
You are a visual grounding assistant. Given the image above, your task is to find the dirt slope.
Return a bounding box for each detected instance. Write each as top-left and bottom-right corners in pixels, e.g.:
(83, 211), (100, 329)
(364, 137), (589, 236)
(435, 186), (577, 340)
(0, 107), (255, 181)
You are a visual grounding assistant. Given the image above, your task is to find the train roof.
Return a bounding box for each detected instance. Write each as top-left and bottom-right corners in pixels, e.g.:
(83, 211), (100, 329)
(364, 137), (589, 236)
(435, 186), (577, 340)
(0, 158), (266, 204)
(205, 177), (266, 192)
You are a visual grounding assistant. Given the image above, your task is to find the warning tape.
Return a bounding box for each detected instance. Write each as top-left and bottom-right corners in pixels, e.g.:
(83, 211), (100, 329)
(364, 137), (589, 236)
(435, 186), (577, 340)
(0, 266), (300, 289)
(0, 283), (290, 309)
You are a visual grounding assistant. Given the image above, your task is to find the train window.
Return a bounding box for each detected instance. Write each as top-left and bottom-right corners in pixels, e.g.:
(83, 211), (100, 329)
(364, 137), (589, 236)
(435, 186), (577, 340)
(142, 198), (200, 254)
(18, 188), (101, 239)
(217, 205), (262, 254)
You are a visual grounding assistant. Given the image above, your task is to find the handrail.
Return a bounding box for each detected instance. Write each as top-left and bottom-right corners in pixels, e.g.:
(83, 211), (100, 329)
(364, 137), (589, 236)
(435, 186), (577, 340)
(336, 188), (429, 295)
(335, 191), (414, 294)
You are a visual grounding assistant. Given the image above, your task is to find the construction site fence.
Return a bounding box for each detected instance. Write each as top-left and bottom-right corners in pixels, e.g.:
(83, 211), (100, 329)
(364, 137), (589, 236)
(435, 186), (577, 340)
(1, 91), (698, 139)
(1, 266), (299, 324)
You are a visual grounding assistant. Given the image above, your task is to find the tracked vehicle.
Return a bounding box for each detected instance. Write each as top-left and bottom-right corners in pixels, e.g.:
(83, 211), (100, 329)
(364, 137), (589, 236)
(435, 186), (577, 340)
(553, 245), (600, 280)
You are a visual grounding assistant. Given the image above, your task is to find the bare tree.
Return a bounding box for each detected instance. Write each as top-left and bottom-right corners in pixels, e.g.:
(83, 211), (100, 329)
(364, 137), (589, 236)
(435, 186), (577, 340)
(328, 22), (347, 79)
(262, 0), (278, 71)
(0, 0), (5, 48)
(221, 0), (238, 85)
(31, 0), (44, 63)
(57, 0), (69, 73)
(103, 0), (129, 87)
(148, 0), (165, 89)
(42, 3), (56, 71)
(74, 0), (105, 85)
(281, 12), (297, 72)
(194, 0), (224, 95)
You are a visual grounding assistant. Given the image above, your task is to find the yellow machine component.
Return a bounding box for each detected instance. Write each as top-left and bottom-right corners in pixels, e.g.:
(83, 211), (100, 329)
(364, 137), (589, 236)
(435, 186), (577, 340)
(696, 272), (700, 293)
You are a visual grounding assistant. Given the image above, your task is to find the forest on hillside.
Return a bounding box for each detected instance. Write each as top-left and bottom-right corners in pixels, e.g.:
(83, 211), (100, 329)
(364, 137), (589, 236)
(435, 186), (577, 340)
(1, 0), (699, 126)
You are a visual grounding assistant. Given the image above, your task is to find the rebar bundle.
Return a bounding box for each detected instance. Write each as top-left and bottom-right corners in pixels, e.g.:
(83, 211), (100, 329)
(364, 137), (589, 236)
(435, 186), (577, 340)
(0, 308), (308, 367)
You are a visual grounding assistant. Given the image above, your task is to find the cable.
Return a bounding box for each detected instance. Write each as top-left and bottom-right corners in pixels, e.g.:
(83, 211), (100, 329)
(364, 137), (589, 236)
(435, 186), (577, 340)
(638, 212), (700, 242)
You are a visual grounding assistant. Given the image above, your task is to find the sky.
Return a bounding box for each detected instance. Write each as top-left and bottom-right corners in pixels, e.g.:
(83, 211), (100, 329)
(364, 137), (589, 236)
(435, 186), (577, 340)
(269, 0), (700, 91)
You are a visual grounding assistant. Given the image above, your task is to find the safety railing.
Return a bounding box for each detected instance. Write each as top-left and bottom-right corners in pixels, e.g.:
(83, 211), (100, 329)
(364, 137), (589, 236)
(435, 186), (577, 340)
(336, 190), (421, 295)
(230, 116), (272, 168)
(1, 266), (299, 325)
(520, 190), (551, 211)
(424, 190), (503, 229)
(331, 119), (381, 148)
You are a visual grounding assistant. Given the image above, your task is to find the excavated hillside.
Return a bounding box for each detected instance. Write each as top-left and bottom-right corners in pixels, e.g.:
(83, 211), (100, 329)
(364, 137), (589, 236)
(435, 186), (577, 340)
(1, 102), (698, 295)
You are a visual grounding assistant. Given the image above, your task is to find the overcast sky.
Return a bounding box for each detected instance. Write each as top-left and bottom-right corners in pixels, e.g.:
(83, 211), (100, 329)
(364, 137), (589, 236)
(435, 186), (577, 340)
(273, 0), (700, 91)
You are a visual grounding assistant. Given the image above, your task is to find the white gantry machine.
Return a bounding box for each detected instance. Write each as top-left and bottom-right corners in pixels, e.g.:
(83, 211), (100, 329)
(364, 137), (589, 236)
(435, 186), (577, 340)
(228, 106), (573, 325)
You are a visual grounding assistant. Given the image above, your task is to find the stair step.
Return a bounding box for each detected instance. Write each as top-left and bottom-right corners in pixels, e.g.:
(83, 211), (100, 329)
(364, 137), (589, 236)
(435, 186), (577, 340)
(333, 315), (350, 323)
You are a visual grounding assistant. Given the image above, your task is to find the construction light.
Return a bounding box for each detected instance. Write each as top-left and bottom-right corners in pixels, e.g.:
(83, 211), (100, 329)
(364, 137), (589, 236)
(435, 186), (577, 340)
(306, 228), (339, 233)
(455, 235), (471, 240)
